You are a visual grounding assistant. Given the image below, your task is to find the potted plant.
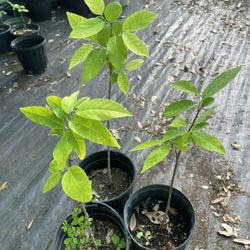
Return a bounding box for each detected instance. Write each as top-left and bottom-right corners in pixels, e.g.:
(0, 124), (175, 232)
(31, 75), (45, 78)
(66, 0), (156, 212)
(26, 0), (51, 22)
(7, 2), (39, 39)
(20, 91), (132, 249)
(124, 67), (241, 249)
(0, 2), (11, 53)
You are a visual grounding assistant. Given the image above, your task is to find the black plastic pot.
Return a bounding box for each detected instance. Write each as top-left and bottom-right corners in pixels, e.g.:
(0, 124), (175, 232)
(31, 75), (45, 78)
(11, 35), (48, 75)
(60, 0), (90, 17)
(10, 23), (40, 40)
(2, 1), (27, 17)
(124, 185), (195, 250)
(0, 24), (11, 54)
(55, 202), (129, 250)
(4, 17), (31, 27)
(80, 150), (136, 214)
(26, 0), (51, 22)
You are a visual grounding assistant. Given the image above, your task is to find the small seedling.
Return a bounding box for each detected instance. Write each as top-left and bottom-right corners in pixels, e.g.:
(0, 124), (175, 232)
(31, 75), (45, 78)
(136, 229), (152, 246)
(7, 1), (28, 27)
(130, 66), (241, 224)
(111, 234), (126, 250)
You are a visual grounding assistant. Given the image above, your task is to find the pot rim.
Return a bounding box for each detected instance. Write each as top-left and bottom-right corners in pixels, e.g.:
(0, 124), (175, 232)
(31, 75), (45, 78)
(0, 24), (11, 34)
(124, 184), (196, 250)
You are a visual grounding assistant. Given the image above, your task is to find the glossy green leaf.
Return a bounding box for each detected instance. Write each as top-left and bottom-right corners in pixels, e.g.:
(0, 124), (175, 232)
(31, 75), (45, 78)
(192, 122), (208, 131)
(129, 139), (161, 152)
(162, 128), (187, 142)
(169, 117), (187, 128)
(141, 143), (171, 173)
(104, 2), (122, 22)
(82, 48), (107, 84)
(46, 96), (67, 120)
(125, 59), (144, 72)
(61, 91), (79, 114)
(68, 129), (86, 160)
(48, 128), (64, 137)
(201, 97), (215, 108)
(122, 32), (148, 57)
(173, 140), (189, 152)
(107, 36), (127, 71)
(194, 107), (215, 125)
(97, 24), (110, 47)
(163, 100), (195, 118)
(112, 22), (122, 35)
(69, 44), (93, 70)
(84, 0), (104, 15)
(76, 98), (132, 120)
(62, 166), (92, 202)
(69, 17), (105, 39)
(42, 173), (61, 193)
(191, 131), (225, 155)
(172, 81), (198, 95)
(202, 66), (241, 98)
(69, 116), (120, 148)
(122, 10), (156, 32)
(20, 106), (64, 129)
(66, 12), (86, 29)
(117, 71), (130, 94)
(48, 159), (62, 173)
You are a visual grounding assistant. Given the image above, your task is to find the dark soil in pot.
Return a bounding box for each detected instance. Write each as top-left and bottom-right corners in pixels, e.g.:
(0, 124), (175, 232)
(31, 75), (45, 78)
(10, 23), (39, 40)
(0, 24), (11, 54)
(55, 202), (129, 250)
(80, 150), (135, 213)
(124, 185), (195, 250)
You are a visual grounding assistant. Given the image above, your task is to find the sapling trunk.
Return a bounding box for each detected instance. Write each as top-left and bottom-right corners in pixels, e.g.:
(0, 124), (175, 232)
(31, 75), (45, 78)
(82, 204), (98, 250)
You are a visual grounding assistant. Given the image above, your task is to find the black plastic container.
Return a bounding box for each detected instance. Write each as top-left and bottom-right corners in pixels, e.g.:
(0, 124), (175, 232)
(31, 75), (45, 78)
(124, 185), (195, 250)
(80, 150), (136, 214)
(11, 35), (48, 75)
(60, 0), (90, 17)
(26, 0), (51, 22)
(54, 202), (129, 250)
(4, 17), (31, 27)
(0, 24), (11, 54)
(10, 23), (40, 40)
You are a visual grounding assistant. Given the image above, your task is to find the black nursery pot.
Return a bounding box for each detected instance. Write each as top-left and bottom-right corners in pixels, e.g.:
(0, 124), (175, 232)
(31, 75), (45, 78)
(26, 0), (51, 22)
(124, 185), (195, 250)
(80, 150), (136, 214)
(11, 35), (48, 75)
(0, 24), (11, 54)
(10, 23), (40, 40)
(54, 202), (129, 250)
(60, 0), (90, 17)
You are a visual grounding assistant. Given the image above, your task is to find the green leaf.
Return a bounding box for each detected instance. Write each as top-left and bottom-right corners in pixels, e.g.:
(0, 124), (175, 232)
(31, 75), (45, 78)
(97, 24), (110, 47)
(69, 17), (105, 39)
(162, 128), (187, 142)
(84, 0), (104, 15)
(194, 107), (215, 125)
(76, 98), (132, 120)
(117, 71), (130, 94)
(69, 116), (120, 148)
(20, 106), (64, 129)
(62, 166), (92, 202)
(68, 129), (86, 160)
(42, 173), (61, 193)
(122, 32), (148, 57)
(61, 91), (79, 114)
(191, 131), (226, 155)
(112, 22), (122, 35)
(48, 160), (62, 173)
(129, 139), (161, 152)
(69, 44), (93, 70)
(125, 59), (144, 72)
(172, 81), (198, 95)
(201, 97), (215, 108)
(48, 128), (64, 137)
(173, 140), (189, 152)
(202, 66), (241, 98)
(122, 10), (156, 32)
(107, 36), (127, 71)
(104, 2), (122, 22)
(141, 143), (171, 173)
(163, 100), (195, 118)
(66, 12), (86, 29)
(82, 48), (107, 84)
(53, 131), (73, 167)
(169, 117), (187, 128)
(46, 96), (67, 120)
(192, 122), (208, 131)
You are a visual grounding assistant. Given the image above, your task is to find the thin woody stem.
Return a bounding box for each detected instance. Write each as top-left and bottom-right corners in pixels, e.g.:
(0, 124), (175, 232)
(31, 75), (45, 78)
(82, 204), (98, 250)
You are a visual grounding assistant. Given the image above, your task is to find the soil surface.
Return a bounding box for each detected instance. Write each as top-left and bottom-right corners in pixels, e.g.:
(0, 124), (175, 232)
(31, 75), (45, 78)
(12, 27), (34, 36)
(90, 167), (132, 201)
(131, 198), (188, 249)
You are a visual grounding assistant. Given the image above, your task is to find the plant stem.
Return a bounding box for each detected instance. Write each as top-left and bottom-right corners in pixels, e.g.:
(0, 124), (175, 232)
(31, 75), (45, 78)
(82, 204), (98, 250)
